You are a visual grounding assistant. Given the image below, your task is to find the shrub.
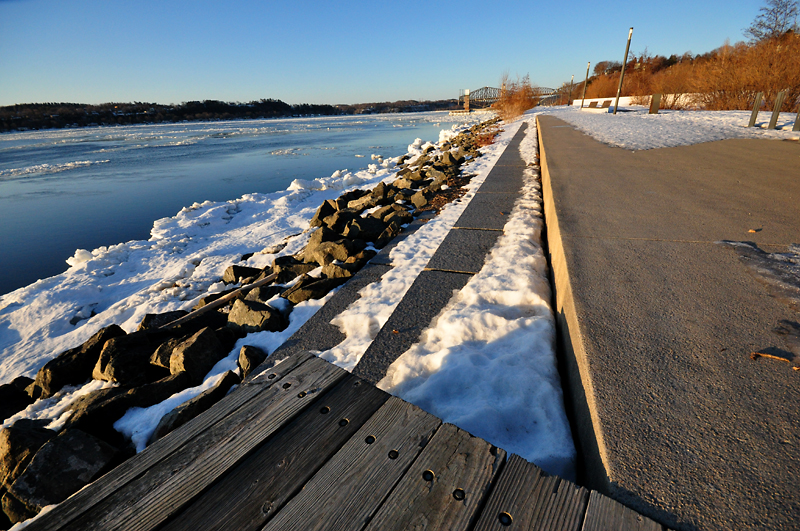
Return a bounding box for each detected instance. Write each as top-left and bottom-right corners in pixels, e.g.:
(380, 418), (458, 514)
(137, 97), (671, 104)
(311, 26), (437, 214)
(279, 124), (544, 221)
(495, 74), (540, 121)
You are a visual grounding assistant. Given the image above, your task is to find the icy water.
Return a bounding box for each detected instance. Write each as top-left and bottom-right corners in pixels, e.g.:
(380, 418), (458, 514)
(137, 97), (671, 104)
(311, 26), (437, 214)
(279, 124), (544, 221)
(0, 113), (451, 296)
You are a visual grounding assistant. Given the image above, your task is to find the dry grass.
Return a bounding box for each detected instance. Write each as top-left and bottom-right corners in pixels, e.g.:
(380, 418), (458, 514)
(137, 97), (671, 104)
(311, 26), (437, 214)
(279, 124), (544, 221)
(495, 74), (540, 121)
(579, 33), (800, 111)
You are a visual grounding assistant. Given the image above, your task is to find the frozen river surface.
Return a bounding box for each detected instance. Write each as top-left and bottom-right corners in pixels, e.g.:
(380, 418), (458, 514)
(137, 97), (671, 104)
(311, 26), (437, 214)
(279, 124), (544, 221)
(0, 113), (450, 295)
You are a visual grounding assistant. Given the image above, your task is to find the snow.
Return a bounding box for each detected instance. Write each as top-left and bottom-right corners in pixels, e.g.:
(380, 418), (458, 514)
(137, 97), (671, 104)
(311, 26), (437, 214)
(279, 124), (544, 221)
(540, 105), (800, 150)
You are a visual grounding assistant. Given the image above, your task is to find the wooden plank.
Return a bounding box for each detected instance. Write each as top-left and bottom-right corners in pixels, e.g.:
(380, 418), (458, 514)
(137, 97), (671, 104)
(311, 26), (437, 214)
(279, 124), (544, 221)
(159, 374), (390, 531)
(363, 423), (506, 531)
(56, 355), (347, 531)
(261, 396), (441, 531)
(581, 491), (663, 531)
(26, 350), (314, 531)
(473, 454), (588, 531)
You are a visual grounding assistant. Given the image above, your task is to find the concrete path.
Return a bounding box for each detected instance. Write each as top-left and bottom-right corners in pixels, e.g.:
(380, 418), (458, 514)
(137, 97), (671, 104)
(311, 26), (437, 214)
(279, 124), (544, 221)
(538, 114), (800, 531)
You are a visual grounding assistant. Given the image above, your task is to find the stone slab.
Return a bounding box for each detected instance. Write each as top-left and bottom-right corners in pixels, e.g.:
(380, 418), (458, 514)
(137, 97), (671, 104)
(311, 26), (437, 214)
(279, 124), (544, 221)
(538, 114), (800, 531)
(352, 270), (472, 384)
(425, 228), (501, 274)
(453, 192), (519, 230)
(369, 211), (436, 266)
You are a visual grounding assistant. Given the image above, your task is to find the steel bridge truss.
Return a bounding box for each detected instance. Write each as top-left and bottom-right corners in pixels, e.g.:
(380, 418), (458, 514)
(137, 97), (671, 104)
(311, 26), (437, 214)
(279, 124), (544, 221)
(458, 86), (558, 109)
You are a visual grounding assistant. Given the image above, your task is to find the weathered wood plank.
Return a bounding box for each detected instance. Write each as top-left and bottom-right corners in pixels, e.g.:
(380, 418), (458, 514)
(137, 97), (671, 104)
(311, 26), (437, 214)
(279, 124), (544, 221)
(363, 423), (506, 531)
(473, 454), (589, 531)
(26, 351), (314, 531)
(261, 396), (441, 531)
(56, 355), (347, 531)
(159, 374), (390, 531)
(581, 491), (663, 531)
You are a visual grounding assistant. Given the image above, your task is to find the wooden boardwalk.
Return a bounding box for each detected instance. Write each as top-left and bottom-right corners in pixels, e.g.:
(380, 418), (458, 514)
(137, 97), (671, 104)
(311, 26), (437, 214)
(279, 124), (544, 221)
(25, 350), (666, 531)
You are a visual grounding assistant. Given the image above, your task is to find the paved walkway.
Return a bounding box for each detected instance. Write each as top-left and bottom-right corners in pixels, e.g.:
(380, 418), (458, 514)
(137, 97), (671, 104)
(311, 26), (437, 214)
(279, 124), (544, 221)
(25, 123), (668, 531)
(538, 115), (800, 530)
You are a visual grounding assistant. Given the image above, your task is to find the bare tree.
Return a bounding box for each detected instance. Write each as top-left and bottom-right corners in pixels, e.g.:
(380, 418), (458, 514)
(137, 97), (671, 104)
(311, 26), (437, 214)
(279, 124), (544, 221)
(744, 0), (799, 42)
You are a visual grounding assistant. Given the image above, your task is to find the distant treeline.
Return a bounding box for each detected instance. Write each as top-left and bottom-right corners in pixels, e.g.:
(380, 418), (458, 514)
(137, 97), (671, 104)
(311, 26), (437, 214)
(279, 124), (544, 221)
(0, 98), (460, 132)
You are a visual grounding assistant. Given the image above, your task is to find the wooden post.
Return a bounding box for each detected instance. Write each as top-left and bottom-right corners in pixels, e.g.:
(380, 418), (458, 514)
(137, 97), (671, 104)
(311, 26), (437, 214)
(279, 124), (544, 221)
(649, 94), (662, 114)
(568, 75), (574, 106)
(794, 103), (800, 132)
(768, 90), (787, 130)
(748, 92), (764, 127)
(580, 62), (590, 109)
(613, 27), (633, 115)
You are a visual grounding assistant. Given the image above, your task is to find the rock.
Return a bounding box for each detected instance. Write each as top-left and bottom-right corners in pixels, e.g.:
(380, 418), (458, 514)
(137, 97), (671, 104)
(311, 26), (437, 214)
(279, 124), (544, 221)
(322, 208), (361, 233)
(309, 199), (337, 228)
(222, 265), (263, 285)
(334, 189), (367, 211)
(169, 328), (226, 384)
(440, 150), (461, 166)
(348, 216), (386, 242)
(227, 299), (285, 336)
(0, 381), (33, 423)
(392, 177), (414, 190)
(272, 255), (318, 283)
(0, 500), (12, 529)
(0, 420), (55, 490)
(300, 227), (339, 265)
(214, 326), (240, 351)
(65, 373), (191, 446)
(370, 181), (390, 200)
(150, 336), (183, 369)
(384, 209), (413, 227)
(136, 311), (189, 332)
(347, 194), (376, 211)
(342, 220), (361, 239)
(321, 262), (359, 279)
(8, 429), (118, 518)
(2, 489), (36, 524)
(92, 331), (166, 386)
(407, 170), (426, 182)
(148, 371), (240, 446)
(192, 287), (240, 310)
(281, 276), (348, 304)
(31, 325), (126, 399)
(370, 204), (404, 222)
(345, 249), (377, 265)
(375, 221), (402, 249)
(237, 346), (268, 379)
(308, 240), (361, 266)
(243, 285), (284, 304)
(425, 168), (447, 183)
(411, 189), (435, 209)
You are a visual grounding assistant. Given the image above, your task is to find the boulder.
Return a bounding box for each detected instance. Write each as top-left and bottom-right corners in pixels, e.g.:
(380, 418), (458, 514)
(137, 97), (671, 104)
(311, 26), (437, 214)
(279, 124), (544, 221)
(0, 420), (55, 490)
(370, 181), (390, 201)
(237, 346), (268, 379)
(8, 429), (118, 519)
(347, 194), (376, 211)
(227, 299), (286, 336)
(307, 240), (361, 266)
(281, 276), (348, 304)
(411, 189), (435, 209)
(440, 150), (461, 166)
(92, 332), (166, 386)
(425, 168), (447, 183)
(2, 489), (35, 524)
(370, 204), (404, 222)
(322, 208), (361, 233)
(0, 380), (34, 423)
(150, 336), (183, 369)
(347, 216), (386, 242)
(384, 209), (413, 227)
(31, 325), (126, 399)
(65, 373), (191, 446)
(136, 311), (188, 332)
(345, 249), (377, 265)
(214, 326), (240, 351)
(222, 265), (263, 285)
(375, 221), (403, 249)
(309, 199), (337, 228)
(300, 227), (339, 265)
(243, 285), (284, 304)
(407, 170), (426, 182)
(392, 177), (414, 190)
(169, 328), (226, 384)
(334, 189), (367, 211)
(321, 262), (360, 279)
(148, 371), (240, 446)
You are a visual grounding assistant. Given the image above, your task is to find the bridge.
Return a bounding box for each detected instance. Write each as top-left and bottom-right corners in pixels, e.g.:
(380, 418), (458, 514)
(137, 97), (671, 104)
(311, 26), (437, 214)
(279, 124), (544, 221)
(458, 86), (558, 109)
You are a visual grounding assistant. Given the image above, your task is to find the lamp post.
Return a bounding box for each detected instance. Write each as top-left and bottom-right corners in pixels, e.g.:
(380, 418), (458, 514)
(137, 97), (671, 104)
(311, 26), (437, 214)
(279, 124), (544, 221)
(613, 27), (633, 115)
(580, 62), (590, 109)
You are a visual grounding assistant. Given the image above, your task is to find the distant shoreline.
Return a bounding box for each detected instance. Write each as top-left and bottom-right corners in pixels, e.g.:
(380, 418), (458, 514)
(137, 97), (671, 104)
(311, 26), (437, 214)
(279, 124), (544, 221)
(0, 98), (461, 133)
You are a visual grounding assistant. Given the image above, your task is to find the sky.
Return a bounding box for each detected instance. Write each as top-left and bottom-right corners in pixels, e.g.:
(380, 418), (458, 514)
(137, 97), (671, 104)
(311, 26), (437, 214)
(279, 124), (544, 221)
(0, 0), (763, 106)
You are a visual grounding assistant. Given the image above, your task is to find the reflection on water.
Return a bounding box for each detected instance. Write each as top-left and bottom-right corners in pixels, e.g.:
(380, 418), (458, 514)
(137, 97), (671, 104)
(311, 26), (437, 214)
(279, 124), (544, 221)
(0, 113), (454, 295)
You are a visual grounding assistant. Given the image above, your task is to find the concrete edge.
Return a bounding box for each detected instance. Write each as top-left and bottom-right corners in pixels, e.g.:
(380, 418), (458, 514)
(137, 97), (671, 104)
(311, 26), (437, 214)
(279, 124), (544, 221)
(536, 115), (610, 493)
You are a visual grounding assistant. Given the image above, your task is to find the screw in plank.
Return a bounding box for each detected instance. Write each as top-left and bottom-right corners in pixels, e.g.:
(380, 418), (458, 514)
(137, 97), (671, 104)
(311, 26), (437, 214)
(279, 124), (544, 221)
(388, 450), (399, 459)
(339, 418), (349, 427)
(282, 382), (292, 389)
(267, 374), (276, 379)
(422, 470), (435, 482)
(498, 512), (513, 526)
(297, 391), (307, 398)
(365, 435), (376, 444)
(261, 501), (273, 515)
(320, 406), (330, 414)
(453, 489), (465, 501)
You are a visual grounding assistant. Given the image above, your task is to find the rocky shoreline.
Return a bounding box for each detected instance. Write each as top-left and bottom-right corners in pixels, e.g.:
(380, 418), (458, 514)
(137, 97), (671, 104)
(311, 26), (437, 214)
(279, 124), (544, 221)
(0, 117), (500, 528)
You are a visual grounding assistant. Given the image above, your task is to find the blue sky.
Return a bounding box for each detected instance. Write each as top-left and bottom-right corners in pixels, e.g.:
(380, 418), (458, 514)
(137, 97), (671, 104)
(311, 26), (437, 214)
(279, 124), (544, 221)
(0, 0), (761, 106)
